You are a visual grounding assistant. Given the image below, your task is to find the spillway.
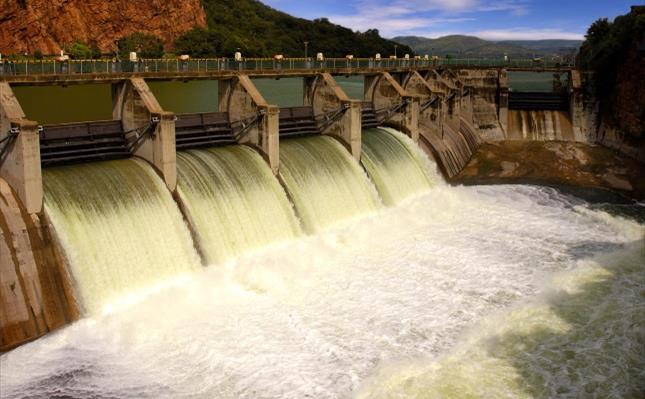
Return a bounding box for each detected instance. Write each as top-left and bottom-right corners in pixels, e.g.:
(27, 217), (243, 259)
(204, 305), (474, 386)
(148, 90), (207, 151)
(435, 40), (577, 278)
(279, 135), (381, 233)
(176, 146), (302, 264)
(43, 159), (201, 315)
(507, 110), (574, 141)
(361, 128), (435, 205)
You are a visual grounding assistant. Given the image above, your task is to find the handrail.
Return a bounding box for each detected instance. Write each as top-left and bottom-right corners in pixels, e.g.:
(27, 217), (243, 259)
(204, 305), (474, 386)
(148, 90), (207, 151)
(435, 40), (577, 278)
(0, 57), (577, 77)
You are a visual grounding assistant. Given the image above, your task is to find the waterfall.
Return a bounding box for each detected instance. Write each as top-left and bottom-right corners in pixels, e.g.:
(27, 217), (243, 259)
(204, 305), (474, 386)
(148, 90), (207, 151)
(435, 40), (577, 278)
(279, 135), (381, 233)
(507, 110), (574, 141)
(43, 159), (201, 315)
(361, 128), (435, 205)
(176, 145), (302, 264)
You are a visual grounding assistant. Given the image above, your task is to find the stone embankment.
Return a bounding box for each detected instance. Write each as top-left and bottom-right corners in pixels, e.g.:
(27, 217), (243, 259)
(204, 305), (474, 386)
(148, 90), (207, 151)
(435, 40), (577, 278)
(454, 141), (645, 199)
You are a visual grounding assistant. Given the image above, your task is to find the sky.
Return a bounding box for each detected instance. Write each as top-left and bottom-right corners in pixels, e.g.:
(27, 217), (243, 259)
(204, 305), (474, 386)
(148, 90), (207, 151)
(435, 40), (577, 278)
(262, 0), (636, 40)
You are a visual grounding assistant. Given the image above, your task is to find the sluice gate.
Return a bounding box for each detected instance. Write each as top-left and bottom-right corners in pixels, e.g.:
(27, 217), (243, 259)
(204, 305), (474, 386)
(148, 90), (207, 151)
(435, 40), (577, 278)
(39, 120), (129, 167)
(175, 112), (234, 149)
(361, 102), (380, 129)
(278, 106), (318, 138)
(508, 91), (569, 110)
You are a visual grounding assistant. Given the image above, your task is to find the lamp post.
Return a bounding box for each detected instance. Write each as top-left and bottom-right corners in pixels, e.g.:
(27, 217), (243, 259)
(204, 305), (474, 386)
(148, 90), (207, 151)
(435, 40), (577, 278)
(394, 44), (398, 58)
(304, 41), (309, 59)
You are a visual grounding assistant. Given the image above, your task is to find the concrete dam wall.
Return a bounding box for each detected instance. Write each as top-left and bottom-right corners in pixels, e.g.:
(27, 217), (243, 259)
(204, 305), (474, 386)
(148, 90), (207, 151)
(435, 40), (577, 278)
(0, 67), (630, 350)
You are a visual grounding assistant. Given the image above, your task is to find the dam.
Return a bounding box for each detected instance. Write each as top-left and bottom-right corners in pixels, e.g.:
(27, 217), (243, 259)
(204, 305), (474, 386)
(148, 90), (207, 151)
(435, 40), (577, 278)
(1, 61), (643, 398)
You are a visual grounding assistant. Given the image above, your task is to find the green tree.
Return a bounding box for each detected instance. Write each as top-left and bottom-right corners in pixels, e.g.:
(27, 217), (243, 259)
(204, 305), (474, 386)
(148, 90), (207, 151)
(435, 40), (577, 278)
(117, 32), (164, 59)
(89, 42), (102, 59)
(578, 6), (645, 134)
(69, 41), (93, 59)
(174, 27), (224, 57)
(33, 49), (43, 60)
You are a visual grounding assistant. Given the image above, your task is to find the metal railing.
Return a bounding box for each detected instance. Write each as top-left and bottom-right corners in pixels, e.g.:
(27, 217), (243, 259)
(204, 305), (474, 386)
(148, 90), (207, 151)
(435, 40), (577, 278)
(0, 57), (576, 77)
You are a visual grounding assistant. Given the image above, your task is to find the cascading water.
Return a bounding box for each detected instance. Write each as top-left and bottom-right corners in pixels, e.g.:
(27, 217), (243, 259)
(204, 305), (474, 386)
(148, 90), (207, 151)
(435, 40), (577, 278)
(361, 127), (436, 205)
(279, 135), (381, 233)
(42, 158), (201, 315)
(2, 130), (643, 398)
(176, 145), (302, 264)
(507, 110), (575, 141)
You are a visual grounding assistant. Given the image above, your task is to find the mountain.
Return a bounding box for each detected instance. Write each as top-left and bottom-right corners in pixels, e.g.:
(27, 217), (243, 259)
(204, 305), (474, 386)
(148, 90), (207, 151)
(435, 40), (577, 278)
(497, 40), (581, 55)
(392, 35), (580, 57)
(0, 0), (206, 54)
(0, 0), (411, 58)
(196, 0), (411, 57)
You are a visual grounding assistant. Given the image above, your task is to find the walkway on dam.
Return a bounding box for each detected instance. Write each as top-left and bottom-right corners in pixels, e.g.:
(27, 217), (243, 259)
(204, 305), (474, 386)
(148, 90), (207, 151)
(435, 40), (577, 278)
(1, 57), (576, 85)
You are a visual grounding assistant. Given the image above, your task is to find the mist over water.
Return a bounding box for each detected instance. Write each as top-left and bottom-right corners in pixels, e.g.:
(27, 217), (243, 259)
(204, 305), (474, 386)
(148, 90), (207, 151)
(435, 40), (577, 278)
(3, 181), (643, 398)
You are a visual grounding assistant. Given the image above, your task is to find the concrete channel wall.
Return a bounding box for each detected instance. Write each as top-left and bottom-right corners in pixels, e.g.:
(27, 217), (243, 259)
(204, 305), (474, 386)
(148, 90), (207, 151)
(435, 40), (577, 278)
(2, 68), (586, 351)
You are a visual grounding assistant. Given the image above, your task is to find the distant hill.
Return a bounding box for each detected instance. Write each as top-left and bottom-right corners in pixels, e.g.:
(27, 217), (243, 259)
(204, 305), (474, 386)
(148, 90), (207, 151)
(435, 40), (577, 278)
(198, 0), (412, 57)
(392, 35), (580, 57)
(497, 40), (581, 55)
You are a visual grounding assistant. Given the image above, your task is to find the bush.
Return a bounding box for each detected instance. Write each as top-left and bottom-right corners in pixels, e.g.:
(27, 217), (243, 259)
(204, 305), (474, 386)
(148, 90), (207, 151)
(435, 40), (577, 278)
(117, 32), (164, 60)
(173, 27), (223, 57)
(579, 8), (645, 96)
(33, 49), (44, 60)
(90, 42), (102, 59)
(69, 41), (93, 59)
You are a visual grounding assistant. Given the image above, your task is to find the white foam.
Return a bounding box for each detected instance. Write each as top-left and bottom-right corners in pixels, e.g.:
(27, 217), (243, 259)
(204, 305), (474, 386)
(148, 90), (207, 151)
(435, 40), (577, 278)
(2, 184), (643, 398)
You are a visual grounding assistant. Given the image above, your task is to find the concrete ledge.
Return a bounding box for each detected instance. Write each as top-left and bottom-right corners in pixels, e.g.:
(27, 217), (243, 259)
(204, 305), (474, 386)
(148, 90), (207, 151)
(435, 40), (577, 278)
(0, 82), (43, 214)
(0, 179), (77, 352)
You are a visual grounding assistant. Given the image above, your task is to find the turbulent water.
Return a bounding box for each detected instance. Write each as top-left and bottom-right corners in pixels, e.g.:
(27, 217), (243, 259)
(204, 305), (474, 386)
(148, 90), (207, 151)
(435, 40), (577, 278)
(279, 135), (381, 232)
(3, 181), (643, 398)
(361, 128), (436, 205)
(176, 146), (302, 263)
(42, 159), (201, 315)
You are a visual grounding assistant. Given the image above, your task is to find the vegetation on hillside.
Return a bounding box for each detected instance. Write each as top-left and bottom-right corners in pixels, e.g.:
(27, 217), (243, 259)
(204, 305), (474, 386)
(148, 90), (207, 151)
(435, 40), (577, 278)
(578, 6), (644, 135)
(579, 7), (644, 97)
(173, 0), (411, 58)
(116, 33), (165, 60)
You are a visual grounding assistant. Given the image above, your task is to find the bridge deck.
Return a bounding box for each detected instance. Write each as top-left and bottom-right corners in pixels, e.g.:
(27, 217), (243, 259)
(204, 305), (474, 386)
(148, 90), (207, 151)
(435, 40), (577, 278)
(1, 66), (576, 86)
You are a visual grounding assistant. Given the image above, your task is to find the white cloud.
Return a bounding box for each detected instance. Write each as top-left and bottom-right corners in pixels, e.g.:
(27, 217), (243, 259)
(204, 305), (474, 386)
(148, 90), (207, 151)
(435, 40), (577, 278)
(326, 0), (532, 37)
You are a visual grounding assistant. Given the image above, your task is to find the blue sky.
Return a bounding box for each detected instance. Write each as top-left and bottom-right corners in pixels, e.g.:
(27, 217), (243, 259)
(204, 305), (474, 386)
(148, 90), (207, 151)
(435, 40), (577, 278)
(263, 0), (635, 40)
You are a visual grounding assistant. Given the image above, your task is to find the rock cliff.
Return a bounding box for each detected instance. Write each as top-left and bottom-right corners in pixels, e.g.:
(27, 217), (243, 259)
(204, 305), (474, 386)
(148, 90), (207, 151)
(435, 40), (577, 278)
(0, 0), (206, 54)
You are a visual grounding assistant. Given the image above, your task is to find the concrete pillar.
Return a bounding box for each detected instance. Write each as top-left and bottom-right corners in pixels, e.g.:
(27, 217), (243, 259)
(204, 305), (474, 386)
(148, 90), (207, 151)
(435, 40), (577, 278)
(219, 75), (279, 174)
(364, 72), (419, 141)
(568, 69), (586, 142)
(0, 83), (42, 214)
(403, 71), (440, 143)
(303, 73), (362, 159)
(112, 78), (177, 191)
(498, 69), (509, 136)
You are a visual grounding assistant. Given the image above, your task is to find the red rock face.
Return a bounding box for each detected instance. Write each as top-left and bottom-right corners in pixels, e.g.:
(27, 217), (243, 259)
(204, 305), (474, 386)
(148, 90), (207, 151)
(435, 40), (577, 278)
(0, 0), (206, 54)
